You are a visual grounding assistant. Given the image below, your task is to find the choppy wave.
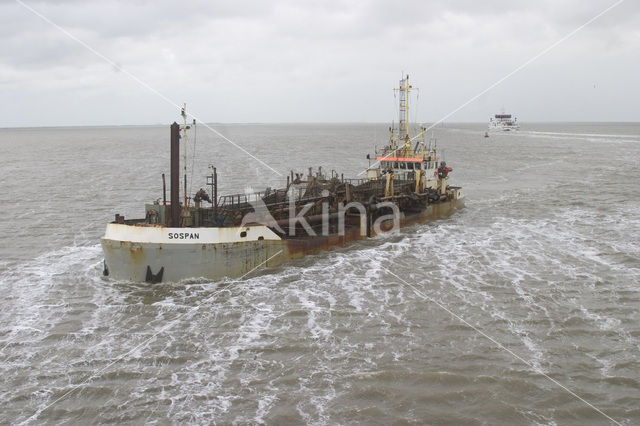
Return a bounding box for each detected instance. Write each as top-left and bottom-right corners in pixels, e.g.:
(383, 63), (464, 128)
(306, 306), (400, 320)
(520, 130), (640, 144)
(527, 131), (639, 139)
(2, 124), (640, 424)
(4, 201), (640, 424)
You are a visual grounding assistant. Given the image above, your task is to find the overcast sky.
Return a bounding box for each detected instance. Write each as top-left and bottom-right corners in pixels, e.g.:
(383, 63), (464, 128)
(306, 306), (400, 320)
(1, 0), (639, 127)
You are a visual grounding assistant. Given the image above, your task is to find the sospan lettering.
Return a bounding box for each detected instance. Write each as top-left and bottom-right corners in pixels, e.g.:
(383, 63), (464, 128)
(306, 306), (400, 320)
(168, 232), (200, 240)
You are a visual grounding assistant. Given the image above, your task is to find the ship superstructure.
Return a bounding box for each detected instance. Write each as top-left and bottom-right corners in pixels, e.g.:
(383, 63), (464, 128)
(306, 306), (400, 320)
(366, 75), (453, 200)
(488, 112), (519, 131)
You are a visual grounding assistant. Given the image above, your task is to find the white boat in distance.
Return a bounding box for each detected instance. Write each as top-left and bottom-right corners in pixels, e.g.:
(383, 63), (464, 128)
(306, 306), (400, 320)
(488, 113), (519, 131)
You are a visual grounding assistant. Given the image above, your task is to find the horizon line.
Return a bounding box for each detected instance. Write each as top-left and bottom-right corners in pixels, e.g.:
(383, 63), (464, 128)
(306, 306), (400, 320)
(2, 120), (640, 130)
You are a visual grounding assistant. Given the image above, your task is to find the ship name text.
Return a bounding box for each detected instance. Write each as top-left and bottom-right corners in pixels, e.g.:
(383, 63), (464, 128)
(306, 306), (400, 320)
(168, 232), (200, 240)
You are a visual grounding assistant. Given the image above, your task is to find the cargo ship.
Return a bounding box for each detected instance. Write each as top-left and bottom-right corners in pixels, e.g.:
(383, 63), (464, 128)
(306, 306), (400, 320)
(101, 75), (464, 282)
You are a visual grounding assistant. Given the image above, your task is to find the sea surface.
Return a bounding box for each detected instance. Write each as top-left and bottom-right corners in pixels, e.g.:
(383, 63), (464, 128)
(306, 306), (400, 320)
(0, 122), (639, 424)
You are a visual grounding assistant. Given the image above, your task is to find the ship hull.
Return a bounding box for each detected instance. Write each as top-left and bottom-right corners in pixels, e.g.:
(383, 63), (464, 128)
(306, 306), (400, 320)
(488, 125), (519, 131)
(101, 197), (464, 282)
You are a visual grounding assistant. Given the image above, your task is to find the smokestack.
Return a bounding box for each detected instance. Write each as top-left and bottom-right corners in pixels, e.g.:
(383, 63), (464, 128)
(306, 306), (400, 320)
(170, 122), (180, 227)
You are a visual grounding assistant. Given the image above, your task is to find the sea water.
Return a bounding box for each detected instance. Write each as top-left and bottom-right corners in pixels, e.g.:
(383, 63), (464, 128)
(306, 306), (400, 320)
(0, 123), (639, 424)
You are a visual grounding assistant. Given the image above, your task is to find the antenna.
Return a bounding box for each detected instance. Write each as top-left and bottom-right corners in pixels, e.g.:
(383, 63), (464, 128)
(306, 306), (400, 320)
(181, 103), (189, 208)
(393, 74), (418, 145)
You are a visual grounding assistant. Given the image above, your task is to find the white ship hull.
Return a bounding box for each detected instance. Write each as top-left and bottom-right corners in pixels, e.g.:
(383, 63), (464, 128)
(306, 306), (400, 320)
(488, 123), (520, 131)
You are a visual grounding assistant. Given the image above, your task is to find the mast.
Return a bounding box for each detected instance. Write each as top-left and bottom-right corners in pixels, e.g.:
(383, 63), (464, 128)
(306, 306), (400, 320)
(391, 75), (424, 149)
(180, 104), (188, 208)
(395, 74), (413, 139)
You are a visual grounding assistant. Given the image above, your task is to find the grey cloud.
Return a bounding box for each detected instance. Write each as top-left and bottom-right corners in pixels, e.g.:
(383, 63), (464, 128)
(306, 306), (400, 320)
(1, 0), (639, 126)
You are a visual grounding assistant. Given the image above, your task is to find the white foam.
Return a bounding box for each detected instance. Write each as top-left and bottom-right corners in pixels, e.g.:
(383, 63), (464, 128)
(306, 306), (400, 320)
(527, 131), (639, 139)
(3, 177), (639, 423)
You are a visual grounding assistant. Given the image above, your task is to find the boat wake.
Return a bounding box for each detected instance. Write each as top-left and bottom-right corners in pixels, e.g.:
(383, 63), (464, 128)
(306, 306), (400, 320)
(521, 130), (640, 143)
(3, 176), (640, 424)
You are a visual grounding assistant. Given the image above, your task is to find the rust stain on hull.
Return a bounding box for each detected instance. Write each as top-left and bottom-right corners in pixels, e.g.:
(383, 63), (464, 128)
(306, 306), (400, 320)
(102, 199), (462, 282)
(102, 198), (462, 282)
